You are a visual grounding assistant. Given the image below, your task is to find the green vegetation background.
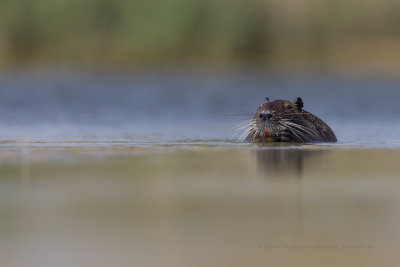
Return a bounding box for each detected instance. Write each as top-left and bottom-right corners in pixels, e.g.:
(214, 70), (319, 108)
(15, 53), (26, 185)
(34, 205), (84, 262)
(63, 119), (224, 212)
(1, 0), (400, 71)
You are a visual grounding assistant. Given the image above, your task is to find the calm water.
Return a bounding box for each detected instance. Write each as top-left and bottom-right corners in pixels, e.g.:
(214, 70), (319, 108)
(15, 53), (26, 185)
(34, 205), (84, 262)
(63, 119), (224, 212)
(1, 70), (400, 145)
(0, 71), (400, 266)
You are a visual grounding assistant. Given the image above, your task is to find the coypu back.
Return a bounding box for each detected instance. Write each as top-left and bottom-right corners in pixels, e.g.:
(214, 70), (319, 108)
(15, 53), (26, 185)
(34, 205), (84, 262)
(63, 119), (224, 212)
(242, 97), (337, 143)
(299, 110), (337, 142)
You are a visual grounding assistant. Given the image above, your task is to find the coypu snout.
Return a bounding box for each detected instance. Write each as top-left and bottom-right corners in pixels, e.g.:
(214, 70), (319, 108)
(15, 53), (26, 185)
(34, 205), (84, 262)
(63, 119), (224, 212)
(258, 112), (272, 121)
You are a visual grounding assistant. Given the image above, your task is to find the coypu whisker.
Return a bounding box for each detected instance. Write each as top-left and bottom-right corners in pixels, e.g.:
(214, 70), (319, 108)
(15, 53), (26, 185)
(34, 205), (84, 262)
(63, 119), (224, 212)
(287, 122), (321, 139)
(280, 123), (318, 142)
(233, 118), (258, 140)
(279, 122), (310, 142)
(280, 120), (320, 138)
(290, 129), (308, 142)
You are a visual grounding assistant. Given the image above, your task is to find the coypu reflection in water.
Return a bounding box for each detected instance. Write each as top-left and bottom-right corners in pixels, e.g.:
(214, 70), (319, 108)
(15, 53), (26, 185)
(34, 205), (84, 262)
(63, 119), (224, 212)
(256, 145), (328, 178)
(239, 97), (336, 143)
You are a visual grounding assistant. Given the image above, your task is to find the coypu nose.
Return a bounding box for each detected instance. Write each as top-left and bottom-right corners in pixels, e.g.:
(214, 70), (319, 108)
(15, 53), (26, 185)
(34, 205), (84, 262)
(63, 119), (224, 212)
(259, 112), (272, 121)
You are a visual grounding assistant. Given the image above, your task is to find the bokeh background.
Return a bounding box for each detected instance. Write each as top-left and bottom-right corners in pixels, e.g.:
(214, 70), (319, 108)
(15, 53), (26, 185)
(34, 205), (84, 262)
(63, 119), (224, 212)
(1, 0), (400, 73)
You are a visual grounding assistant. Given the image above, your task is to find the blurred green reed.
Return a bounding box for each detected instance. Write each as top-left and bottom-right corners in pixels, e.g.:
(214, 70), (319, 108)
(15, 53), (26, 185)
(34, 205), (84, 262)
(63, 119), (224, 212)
(1, 0), (400, 68)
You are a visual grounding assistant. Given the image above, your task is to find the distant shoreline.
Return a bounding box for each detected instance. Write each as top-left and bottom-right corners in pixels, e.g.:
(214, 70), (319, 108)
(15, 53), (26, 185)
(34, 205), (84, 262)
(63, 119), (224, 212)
(1, 0), (400, 74)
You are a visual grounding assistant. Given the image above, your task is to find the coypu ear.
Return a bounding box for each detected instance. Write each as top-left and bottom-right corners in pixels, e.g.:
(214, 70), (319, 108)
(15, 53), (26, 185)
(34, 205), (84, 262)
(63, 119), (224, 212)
(293, 97), (303, 110)
(264, 97), (270, 103)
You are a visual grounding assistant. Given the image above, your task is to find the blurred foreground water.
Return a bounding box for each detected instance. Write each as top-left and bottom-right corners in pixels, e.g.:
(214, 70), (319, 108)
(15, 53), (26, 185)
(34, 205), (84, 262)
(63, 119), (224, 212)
(0, 70), (400, 266)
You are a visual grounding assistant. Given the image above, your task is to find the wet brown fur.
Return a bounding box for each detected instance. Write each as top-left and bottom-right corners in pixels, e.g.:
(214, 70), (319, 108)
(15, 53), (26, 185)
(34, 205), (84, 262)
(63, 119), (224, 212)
(244, 98), (337, 143)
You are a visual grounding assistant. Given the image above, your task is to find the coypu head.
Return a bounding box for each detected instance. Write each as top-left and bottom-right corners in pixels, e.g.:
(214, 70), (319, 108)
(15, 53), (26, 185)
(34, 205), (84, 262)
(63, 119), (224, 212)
(255, 97), (304, 139)
(241, 97), (316, 142)
(256, 97), (303, 123)
(236, 97), (337, 143)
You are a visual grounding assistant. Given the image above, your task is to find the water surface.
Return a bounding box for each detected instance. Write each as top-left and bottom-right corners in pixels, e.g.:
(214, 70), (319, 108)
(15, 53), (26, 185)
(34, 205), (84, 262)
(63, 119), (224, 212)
(1, 70), (400, 145)
(0, 71), (399, 266)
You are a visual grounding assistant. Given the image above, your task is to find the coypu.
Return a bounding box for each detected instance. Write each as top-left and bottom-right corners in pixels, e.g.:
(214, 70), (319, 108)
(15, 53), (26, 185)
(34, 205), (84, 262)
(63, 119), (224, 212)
(241, 97), (337, 143)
